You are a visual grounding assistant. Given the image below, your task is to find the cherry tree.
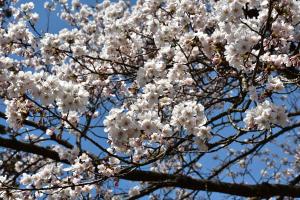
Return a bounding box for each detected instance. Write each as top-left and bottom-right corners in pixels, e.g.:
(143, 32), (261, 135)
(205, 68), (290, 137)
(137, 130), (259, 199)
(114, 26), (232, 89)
(0, 0), (300, 199)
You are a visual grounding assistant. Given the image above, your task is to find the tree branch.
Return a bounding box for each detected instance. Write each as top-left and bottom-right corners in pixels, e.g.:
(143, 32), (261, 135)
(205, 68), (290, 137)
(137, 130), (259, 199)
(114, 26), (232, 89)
(120, 170), (300, 198)
(0, 136), (69, 164)
(1, 136), (300, 198)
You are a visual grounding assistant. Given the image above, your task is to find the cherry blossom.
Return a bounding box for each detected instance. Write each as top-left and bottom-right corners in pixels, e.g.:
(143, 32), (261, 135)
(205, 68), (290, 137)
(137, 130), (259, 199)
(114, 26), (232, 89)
(0, 0), (299, 199)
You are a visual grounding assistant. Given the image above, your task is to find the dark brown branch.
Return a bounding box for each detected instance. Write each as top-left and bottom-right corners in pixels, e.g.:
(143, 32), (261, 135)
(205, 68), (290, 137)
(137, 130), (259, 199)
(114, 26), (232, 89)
(0, 111), (73, 149)
(120, 170), (300, 198)
(0, 136), (70, 164)
(1, 136), (300, 198)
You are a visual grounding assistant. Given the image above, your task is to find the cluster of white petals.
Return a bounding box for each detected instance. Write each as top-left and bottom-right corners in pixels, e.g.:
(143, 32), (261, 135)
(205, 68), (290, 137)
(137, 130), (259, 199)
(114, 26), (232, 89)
(4, 98), (36, 130)
(267, 76), (284, 91)
(244, 100), (289, 130)
(105, 96), (211, 152)
(18, 153), (96, 199)
(171, 101), (207, 131)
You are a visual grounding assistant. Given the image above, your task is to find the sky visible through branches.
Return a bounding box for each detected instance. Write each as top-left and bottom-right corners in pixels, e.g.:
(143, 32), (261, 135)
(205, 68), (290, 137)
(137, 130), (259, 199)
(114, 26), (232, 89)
(0, 0), (300, 199)
(12, 1), (295, 199)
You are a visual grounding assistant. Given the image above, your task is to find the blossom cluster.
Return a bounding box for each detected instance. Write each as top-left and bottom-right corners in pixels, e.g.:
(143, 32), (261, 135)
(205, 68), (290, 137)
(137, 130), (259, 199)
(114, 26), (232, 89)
(2, 71), (89, 130)
(104, 96), (211, 153)
(244, 100), (289, 130)
(18, 153), (96, 199)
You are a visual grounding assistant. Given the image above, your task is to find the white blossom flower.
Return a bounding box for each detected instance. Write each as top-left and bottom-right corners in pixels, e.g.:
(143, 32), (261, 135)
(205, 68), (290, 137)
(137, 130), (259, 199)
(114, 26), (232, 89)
(244, 101), (289, 130)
